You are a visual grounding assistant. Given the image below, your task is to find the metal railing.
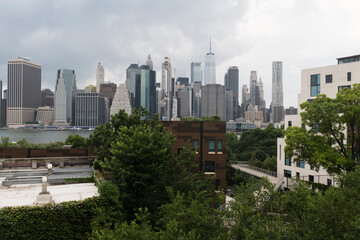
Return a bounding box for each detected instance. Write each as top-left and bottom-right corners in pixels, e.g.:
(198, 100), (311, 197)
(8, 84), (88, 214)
(236, 161), (282, 178)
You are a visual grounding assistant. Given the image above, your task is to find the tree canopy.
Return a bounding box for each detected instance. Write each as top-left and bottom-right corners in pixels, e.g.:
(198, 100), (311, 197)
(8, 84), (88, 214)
(285, 84), (360, 173)
(226, 124), (283, 172)
(88, 108), (213, 221)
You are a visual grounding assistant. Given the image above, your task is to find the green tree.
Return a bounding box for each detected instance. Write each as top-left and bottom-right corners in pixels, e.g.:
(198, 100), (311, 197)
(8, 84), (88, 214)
(285, 84), (360, 173)
(65, 134), (88, 148)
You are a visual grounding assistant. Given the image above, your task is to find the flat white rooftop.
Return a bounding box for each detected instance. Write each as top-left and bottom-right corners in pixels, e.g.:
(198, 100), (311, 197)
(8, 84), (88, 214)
(0, 183), (98, 208)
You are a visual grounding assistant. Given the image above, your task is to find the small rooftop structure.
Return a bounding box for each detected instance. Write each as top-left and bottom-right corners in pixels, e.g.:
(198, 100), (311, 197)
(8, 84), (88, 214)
(337, 55), (360, 64)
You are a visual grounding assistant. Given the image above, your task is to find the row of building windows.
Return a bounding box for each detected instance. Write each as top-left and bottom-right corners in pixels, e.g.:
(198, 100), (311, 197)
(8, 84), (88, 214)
(285, 157), (304, 168)
(310, 72), (352, 96)
(186, 139), (223, 154)
(283, 169), (332, 185)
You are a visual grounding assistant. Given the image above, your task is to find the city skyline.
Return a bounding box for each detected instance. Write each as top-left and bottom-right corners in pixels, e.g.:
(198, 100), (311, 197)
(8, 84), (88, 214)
(0, 0), (360, 108)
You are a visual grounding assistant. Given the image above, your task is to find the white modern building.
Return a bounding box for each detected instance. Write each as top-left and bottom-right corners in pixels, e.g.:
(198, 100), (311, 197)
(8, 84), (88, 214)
(204, 41), (216, 85)
(96, 62), (104, 92)
(7, 57), (41, 127)
(36, 106), (53, 124)
(277, 55), (360, 187)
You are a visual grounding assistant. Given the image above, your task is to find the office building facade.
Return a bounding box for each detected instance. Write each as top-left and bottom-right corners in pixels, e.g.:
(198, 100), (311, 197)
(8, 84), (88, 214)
(200, 84), (226, 120)
(75, 92), (105, 127)
(7, 57), (41, 126)
(204, 42), (216, 85)
(191, 62), (203, 83)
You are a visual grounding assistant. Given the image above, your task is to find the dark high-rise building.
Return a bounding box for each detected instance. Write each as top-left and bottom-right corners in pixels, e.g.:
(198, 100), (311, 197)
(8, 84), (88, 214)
(100, 82), (117, 107)
(191, 81), (202, 118)
(225, 66), (239, 120)
(125, 64), (141, 96)
(176, 77), (189, 86)
(135, 65), (157, 118)
(200, 84), (226, 120)
(41, 89), (54, 107)
(177, 88), (190, 118)
(7, 57), (41, 126)
(75, 92), (105, 127)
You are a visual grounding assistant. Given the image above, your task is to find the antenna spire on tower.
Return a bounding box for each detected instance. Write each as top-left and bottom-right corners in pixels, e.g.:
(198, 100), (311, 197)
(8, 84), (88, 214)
(209, 37), (212, 53)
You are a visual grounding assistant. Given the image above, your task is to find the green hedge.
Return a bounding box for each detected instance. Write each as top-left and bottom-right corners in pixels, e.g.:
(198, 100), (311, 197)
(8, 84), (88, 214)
(0, 197), (104, 240)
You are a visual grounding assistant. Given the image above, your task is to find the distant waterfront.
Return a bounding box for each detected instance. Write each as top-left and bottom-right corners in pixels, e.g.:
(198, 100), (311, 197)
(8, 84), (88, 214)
(0, 128), (93, 144)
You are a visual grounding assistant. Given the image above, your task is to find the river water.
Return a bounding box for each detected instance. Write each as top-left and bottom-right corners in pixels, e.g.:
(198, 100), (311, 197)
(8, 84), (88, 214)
(0, 128), (93, 144)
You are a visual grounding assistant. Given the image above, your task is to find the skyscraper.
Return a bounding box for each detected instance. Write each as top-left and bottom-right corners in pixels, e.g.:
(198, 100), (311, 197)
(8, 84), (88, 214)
(75, 92), (105, 127)
(200, 84), (226, 120)
(54, 69), (77, 125)
(271, 61), (284, 122)
(161, 57), (172, 120)
(135, 65), (157, 118)
(191, 62), (203, 83)
(96, 62), (104, 92)
(111, 83), (132, 116)
(249, 71), (258, 106)
(225, 66), (239, 120)
(7, 57), (41, 126)
(145, 54), (153, 70)
(204, 41), (216, 85)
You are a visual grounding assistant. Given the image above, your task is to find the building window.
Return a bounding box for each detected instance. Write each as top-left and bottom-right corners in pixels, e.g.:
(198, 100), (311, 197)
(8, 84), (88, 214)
(284, 170), (291, 178)
(296, 172), (300, 179)
(208, 140), (215, 153)
(310, 164), (314, 170)
(325, 74), (333, 83)
(217, 139), (222, 153)
(193, 139), (199, 151)
(215, 179), (221, 190)
(309, 175), (314, 182)
(285, 156), (291, 166)
(177, 148), (182, 155)
(327, 179), (332, 186)
(279, 145), (281, 161)
(310, 74), (320, 97)
(347, 72), (351, 81)
(205, 161), (215, 172)
(338, 85), (351, 92)
(296, 160), (305, 168)
(288, 121), (292, 127)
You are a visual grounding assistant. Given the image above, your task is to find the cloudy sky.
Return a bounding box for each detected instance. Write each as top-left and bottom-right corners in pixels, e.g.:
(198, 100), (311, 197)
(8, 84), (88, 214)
(1, 0), (359, 108)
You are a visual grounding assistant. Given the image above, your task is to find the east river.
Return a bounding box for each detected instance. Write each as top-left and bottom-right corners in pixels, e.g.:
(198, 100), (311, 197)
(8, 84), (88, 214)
(0, 128), (93, 144)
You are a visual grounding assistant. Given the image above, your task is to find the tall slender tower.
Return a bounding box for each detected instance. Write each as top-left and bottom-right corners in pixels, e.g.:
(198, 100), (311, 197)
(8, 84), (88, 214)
(145, 54), (153, 70)
(161, 57), (172, 120)
(7, 57), (41, 126)
(249, 71), (258, 106)
(204, 39), (216, 85)
(96, 62), (104, 92)
(271, 61), (284, 122)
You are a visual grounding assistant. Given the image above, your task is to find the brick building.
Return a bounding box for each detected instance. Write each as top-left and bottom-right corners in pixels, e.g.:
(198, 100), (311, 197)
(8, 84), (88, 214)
(162, 121), (226, 189)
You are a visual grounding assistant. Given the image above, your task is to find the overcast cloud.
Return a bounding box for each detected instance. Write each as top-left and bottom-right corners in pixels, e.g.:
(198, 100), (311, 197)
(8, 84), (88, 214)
(1, 0), (360, 108)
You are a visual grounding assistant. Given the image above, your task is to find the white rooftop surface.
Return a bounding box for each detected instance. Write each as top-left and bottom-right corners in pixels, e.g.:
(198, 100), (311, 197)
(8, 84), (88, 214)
(0, 183), (98, 208)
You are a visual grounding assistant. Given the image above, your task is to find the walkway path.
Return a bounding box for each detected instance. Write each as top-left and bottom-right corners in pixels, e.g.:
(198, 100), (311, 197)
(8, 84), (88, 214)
(231, 163), (283, 190)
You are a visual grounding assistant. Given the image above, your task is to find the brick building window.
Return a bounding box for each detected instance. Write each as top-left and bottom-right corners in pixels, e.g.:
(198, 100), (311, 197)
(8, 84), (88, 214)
(205, 161), (215, 172)
(208, 140), (215, 153)
(217, 139), (223, 153)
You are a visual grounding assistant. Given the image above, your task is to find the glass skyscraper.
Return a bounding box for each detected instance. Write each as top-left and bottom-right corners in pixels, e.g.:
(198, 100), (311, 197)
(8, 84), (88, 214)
(54, 69), (77, 125)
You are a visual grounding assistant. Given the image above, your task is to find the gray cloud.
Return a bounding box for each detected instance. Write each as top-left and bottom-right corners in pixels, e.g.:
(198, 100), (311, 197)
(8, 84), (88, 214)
(0, 0), (359, 108)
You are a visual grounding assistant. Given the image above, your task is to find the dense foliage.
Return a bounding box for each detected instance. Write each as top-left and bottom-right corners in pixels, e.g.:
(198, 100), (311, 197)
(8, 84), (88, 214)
(182, 115), (221, 121)
(0, 136), (64, 149)
(0, 197), (104, 240)
(285, 84), (360, 173)
(88, 108), (214, 222)
(64, 134), (88, 148)
(227, 124), (283, 172)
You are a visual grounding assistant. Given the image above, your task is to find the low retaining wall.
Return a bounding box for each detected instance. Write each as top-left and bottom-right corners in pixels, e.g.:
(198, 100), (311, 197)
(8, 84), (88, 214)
(0, 156), (96, 169)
